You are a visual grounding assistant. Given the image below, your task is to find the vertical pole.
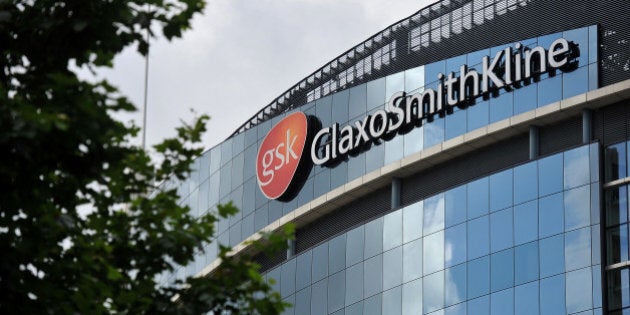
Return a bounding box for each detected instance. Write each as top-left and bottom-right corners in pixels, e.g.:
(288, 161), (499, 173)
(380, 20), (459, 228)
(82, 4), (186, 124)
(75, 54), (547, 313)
(583, 108), (593, 144)
(286, 239), (295, 259)
(392, 178), (402, 209)
(529, 125), (539, 160)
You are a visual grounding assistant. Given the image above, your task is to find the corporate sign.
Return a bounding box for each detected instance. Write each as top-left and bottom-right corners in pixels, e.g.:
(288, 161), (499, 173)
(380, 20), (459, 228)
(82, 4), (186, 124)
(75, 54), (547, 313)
(257, 37), (579, 200)
(256, 112), (317, 201)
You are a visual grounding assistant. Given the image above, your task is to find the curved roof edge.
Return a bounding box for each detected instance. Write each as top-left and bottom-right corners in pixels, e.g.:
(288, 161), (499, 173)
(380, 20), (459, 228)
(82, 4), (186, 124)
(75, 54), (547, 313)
(227, 0), (469, 139)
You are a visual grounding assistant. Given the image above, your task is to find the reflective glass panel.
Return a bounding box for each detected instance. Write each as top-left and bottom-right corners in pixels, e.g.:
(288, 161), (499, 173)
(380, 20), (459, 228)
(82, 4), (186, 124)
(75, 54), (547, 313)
(514, 200), (538, 245)
(515, 241), (539, 285)
(468, 215), (489, 259)
(467, 256), (490, 299)
(424, 230), (445, 275)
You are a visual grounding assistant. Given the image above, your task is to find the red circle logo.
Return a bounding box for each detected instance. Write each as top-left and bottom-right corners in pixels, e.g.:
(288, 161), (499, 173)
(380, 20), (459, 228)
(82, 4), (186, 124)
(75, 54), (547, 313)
(256, 112), (310, 200)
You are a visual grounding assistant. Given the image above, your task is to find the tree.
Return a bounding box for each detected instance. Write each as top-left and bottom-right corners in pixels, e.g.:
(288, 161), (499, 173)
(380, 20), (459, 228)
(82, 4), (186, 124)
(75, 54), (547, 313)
(0, 1), (290, 313)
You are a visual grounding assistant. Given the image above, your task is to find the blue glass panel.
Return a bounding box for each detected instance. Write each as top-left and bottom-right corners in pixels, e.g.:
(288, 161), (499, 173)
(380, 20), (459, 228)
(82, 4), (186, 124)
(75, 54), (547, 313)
(491, 288), (514, 315)
(563, 65), (588, 99)
(445, 263), (467, 306)
(564, 27), (589, 67)
(540, 274), (566, 315)
(564, 145), (590, 189)
(312, 243), (329, 283)
(468, 295), (489, 315)
(403, 238), (423, 283)
(593, 265), (602, 308)
(405, 65), (425, 93)
(424, 194), (445, 235)
(514, 200), (538, 245)
(566, 267), (593, 314)
(364, 217), (383, 259)
(565, 227), (591, 271)
(467, 256), (490, 299)
(565, 185), (591, 231)
(365, 141), (384, 173)
(282, 295), (295, 315)
(537, 74), (562, 107)
(424, 116), (445, 148)
(515, 281), (538, 315)
(490, 208), (514, 252)
(514, 161), (538, 205)
(445, 109), (467, 140)
(314, 169), (331, 199)
(367, 77), (386, 111)
(329, 234), (346, 274)
(402, 279), (423, 315)
(386, 72), (405, 102)
(609, 268), (630, 310)
(445, 303), (466, 315)
(513, 83), (537, 115)
(364, 293), (382, 315)
(424, 271), (445, 314)
(332, 89), (349, 125)
(467, 99), (489, 132)
(424, 230), (444, 275)
(328, 271), (345, 314)
(515, 241), (539, 285)
(295, 287), (311, 315)
(382, 286), (402, 315)
(445, 185), (467, 227)
(447, 54), (467, 74)
(539, 192), (564, 238)
(403, 125), (423, 157)
(310, 279), (328, 315)
(281, 259), (296, 298)
(266, 267), (281, 294)
(468, 215), (489, 259)
(491, 249), (514, 292)
(348, 84), (367, 120)
(468, 178), (489, 219)
(364, 254), (383, 298)
(489, 169), (513, 212)
(347, 151), (365, 181)
(403, 202), (423, 243)
(445, 223), (467, 267)
(540, 235), (565, 278)
(426, 61), (446, 86)
(330, 160), (348, 190)
(384, 210), (403, 251)
(345, 263), (363, 306)
(383, 247), (403, 291)
(384, 133), (404, 165)
(538, 154), (563, 197)
(345, 301), (363, 315)
(316, 95), (333, 128)
(346, 225), (364, 267)
(489, 90), (513, 123)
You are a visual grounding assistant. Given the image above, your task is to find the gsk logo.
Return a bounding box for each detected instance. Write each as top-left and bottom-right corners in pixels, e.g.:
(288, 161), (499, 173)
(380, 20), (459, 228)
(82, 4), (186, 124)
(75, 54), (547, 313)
(256, 112), (315, 201)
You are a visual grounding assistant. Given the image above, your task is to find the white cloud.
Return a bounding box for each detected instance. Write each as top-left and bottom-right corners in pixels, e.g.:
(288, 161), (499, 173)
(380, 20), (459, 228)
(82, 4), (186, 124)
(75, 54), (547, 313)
(99, 0), (438, 151)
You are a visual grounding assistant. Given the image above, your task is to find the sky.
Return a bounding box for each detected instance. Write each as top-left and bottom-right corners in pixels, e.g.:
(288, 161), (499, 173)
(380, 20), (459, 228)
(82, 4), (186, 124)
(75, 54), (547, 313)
(96, 0), (438, 152)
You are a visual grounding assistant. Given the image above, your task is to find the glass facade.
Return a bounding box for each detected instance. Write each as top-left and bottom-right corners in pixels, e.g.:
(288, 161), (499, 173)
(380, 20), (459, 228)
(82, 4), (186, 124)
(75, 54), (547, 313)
(604, 140), (630, 314)
(268, 144), (602, 315)
(163, 25), (600, 283)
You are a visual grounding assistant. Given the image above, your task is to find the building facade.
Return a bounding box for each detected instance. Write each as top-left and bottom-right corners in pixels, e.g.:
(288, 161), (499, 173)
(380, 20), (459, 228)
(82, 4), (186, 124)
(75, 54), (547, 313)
(164, 1), (630, 314)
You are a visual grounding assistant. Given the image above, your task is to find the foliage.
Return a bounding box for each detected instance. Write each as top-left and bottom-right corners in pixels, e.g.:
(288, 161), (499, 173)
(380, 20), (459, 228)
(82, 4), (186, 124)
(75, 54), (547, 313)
(0, 0), (290, 314)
